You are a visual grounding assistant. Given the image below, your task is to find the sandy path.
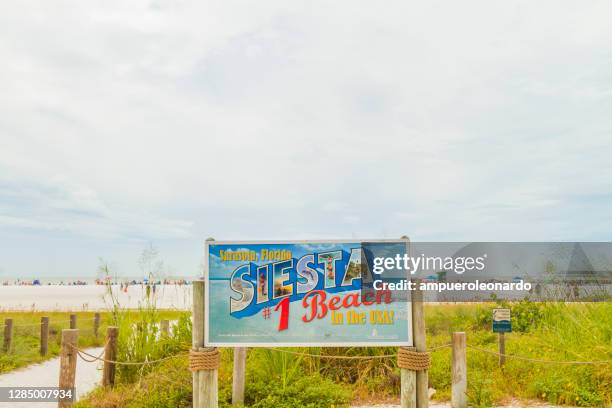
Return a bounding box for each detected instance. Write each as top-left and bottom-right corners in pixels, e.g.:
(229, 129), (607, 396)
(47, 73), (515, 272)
(0, 347), (103, 407)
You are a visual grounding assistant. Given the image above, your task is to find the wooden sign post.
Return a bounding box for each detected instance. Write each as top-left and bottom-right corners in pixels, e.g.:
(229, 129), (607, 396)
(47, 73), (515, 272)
(193, 237), (219, 408)
(492, 308), (511, 367)
(412, 281), (428, 408)
(232, 347), (247, 405)
(400, 344), (417, 408)
(193, 279), (218, 408)
(399, 236), (428, 408)
(192, 279), (204, 408)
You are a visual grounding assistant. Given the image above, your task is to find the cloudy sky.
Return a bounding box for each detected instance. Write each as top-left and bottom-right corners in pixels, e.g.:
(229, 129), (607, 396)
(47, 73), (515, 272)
(1, 1), (611, 278)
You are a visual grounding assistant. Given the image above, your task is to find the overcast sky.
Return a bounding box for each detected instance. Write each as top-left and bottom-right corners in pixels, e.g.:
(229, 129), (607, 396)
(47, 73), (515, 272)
(1, 1), (611, 279)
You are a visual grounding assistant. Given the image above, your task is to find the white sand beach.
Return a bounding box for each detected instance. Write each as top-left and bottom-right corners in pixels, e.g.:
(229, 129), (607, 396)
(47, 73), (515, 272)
(0, 285), (193, 311)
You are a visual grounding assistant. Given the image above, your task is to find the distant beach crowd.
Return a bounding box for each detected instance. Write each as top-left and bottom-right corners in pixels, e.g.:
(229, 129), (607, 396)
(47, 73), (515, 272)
(1, 278), (192, 286)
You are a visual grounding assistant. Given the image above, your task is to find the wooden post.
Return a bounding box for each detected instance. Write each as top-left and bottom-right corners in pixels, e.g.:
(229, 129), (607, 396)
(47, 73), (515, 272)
(58, 329), (78, 408)
(69, 314), (77, 329)
(3, 318), (13, 353)
(41, 316), (50, 356)
(202, 238), (219, 408)
(102, 327), (118, 387)
(94, 313), (101, 338)
(193, 279), (204, 408)
(232, 347), (247, 406)
(498, 332), (505, 367)
(451, 332), (467, 408)
(400, 236), (417, 408)
(412, 281), (428, 408)
(199, 343), (218, 408)
(400, 346), (417, 408)
(193, 277), (218, 408)
(194, 237), (218, 408)
(160, 319), (170, 337)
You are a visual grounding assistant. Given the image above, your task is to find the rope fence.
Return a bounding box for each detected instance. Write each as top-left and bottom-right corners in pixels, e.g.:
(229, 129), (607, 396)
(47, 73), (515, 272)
(1, 313), (106, 357)
(262, 343), (610, 365)
(5, 319), (72, 328)
(64, 342), (611, 367)
(466, 344), (612, 365)
(260, 343), (451, 360)
(2, 318), (104, 329)
(5, 311), (611, 408)
(5, 315), (610, 367)
(72, 344), (189, 366)
(11, 317), (610, 408)
(73, 344), (108, 364)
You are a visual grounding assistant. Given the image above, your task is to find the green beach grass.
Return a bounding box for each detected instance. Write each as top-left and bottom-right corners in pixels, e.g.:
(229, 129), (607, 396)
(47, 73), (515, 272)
(71, 301), (611, 408)
(0, 310), (185, 374)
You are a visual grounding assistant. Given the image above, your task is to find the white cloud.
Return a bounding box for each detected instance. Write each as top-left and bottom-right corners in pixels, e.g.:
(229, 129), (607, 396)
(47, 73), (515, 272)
(0, 174), (193, 240)
(0, 0), (611, 276)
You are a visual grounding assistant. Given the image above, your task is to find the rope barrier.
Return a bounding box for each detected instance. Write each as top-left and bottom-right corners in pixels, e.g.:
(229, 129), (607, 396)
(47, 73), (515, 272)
(466, 345), (612, 365)
(428, 343), (453, 351)
(73, 339), (110, 363)
(63, 342), (610, 368)
(75, 346), (107, 363)
(65, 344), (452, 369)
(7, 322), (42, 328)
(70, 344), (188, 366)
(6, 320), (72, 328)
(260, 344), (451, 360)
(260, 344), (608, 366)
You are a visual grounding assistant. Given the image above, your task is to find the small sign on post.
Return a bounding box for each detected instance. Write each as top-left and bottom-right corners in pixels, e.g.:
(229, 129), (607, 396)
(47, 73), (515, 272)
(492, 308), (511, 333)
(492, 308), (511, 367)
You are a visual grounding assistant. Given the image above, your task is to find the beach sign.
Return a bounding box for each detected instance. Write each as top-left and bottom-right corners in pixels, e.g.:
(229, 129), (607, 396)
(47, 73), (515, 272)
(492, 308), (511, 332)
(204, 240), (412, 346)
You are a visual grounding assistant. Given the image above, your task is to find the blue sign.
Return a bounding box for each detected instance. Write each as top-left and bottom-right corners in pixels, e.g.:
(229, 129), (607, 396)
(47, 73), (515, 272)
(493, 321), (512, 332)
(492, 308), (512, 333)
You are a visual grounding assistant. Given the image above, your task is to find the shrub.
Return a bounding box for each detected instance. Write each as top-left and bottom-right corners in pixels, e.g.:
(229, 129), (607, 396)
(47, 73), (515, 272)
(243, 374), (350, 408)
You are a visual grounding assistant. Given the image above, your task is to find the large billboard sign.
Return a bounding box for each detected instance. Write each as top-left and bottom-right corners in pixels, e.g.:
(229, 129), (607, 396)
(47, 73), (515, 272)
(205, 240), (412, 346)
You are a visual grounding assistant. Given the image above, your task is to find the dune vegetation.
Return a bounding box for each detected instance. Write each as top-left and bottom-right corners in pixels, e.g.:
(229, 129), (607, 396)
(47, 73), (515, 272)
(72, 301), (611, 408)
(0, 310), (184, 374)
